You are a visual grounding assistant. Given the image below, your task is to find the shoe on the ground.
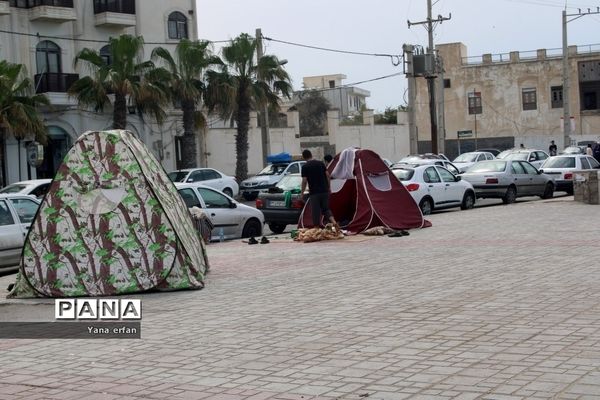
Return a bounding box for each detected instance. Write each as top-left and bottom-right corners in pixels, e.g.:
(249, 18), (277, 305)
(260, 236), (270, 244)
(248, 237), (258, 245)
(388, 231), (403, 237)
(401, 230), (410, 236)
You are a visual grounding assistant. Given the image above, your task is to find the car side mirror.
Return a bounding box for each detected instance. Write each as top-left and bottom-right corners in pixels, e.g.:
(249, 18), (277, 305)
(454, 175), (462, 181)
(538, 170), (543, 174)
(230, 202), (237, 209)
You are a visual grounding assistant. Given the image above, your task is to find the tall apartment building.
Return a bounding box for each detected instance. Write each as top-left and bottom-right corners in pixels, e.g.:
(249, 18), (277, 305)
(0, 0), (198, 185)
(415, 42), (600, 157)
(301, 74), (370, 118)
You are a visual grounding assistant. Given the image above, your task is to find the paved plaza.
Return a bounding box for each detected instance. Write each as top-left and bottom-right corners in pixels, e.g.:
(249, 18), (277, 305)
(1, 197), (600, 399)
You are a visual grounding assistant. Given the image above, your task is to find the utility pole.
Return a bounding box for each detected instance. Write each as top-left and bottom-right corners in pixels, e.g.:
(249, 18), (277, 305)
(403, 44), (418, 155)
(562, 7), (600, 149)
(408, 0), (451, 154)
(256, 28), (270, 166)
(437, 56), (446, 154)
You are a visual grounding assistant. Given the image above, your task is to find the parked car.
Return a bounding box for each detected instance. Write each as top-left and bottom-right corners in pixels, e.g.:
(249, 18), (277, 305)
(255, 174), (306, 234)
(0, 179), (51, 199)
(239, 161), (305, 201)
(476, 148), (502, 157)
(391, 165), (476, 215)
(398, 154), (444, 163)
(175, 183), (263, 240)
(452, 151), (496, 173)
(461, 160), (554, 203)
(560, 145), (587, 155)
(392, 159), (461, 175)
(539, 155), (600, 194)
(168, 168), (239, 197)
(0, 194), (40, 269)
(500, 149), (550, 169)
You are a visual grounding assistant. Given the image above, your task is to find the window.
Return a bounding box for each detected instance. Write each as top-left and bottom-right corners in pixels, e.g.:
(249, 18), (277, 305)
(580, 157), (591, 169)
(0, 201), (15, 226)
(582, 91), (598, 110)
(93, 0), (135, 14)
(589, 157), (600, 168)
(329, 80), (335, 88)
(551, 86), (563, 108)
(423, 167), (441, 183)
(30, 184), (50, 199)
(522, 88), (537, 111)
(444, 163), (460, 175)
(100, 45), (111, 66)
(528, 152), (538, 162)
(468, 92), (482, 115)
(511, 162), (525, 174)
(535, 151), (548, 161)
(443, 79), (451, 88)
(168, 12), (188, 39)
(476, 154), (486, 162)
(437, 167), (456, 183)
(36, 40), (61, 74)
(189, 170), (207, 182)
(578, 61), (600, 111)
(204, 169), (221, 180)
(286, 163), (299, 174)
(178, 188), (201, 208)
(9, 199), (38, 224)
(197, 188), (230, 208)
(520, 161), (538, 175)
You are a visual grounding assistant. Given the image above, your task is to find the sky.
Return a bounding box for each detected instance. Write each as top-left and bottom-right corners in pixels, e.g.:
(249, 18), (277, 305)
(197, 0), (600, 113)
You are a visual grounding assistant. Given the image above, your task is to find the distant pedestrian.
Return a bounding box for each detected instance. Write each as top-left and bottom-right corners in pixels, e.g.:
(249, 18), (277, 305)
(520, 143), (525, 149)
(324, 154), (333, 168)
(301, 149), (338, 229)
(549, 140), (557, 156)
(593, 141), (600, 163)
(586, 144), (593, 156)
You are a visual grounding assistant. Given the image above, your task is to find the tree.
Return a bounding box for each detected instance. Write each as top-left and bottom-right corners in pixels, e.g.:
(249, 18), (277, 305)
(151, 40), (222, 169)
(295, 91), (331, 137)
(69, 34), (169, 130)
(374, 106), (407, 125)
(0, 61), (49, 186)
(206, 33), (292, 181)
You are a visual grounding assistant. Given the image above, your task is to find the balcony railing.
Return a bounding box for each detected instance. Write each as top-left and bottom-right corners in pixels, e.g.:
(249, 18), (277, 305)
(93, 0), (135, 14)
(34, 72), (79, 93)
(9, 0), (73, 7)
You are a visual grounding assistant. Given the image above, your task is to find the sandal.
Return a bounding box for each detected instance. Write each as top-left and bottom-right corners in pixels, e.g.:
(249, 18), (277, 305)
(260, 236), (270, 244)
(248, 237), (258, 245)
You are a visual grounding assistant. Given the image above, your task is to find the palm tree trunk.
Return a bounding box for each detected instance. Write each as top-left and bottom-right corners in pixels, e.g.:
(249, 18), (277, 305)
(180, 99), (197, 169)
(235, 88), (250, 182)
(113, 92), (127, 130)
(0, 136), (5, 187)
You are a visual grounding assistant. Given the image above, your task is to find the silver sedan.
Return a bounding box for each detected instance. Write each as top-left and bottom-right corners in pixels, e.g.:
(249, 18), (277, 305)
(460, 160), (555, 204)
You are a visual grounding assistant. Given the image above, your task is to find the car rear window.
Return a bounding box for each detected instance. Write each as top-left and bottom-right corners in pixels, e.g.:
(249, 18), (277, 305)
(465, 161), (507, 173)
(167, 171), (188, 182)
(392, 169), (415, 181)
(0, 184), (28, 194)
(276, 175), (302, 190)
(504, 153), (529, 161)
(542, 157), (575, 168)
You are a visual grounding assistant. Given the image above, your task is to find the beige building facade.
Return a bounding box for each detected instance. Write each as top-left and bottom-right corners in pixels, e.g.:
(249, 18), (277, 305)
(0, 0), (198, 185)
(415, 42), (600, 158)
(301, 73), (370, 118)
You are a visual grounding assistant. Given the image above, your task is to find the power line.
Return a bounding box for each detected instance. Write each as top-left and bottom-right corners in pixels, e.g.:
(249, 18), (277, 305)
(0, 28), (230, 45)
(297, 72), (404, 94)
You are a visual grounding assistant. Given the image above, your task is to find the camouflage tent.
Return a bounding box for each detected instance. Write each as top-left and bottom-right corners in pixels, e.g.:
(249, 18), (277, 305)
(8, 130), (208, 298)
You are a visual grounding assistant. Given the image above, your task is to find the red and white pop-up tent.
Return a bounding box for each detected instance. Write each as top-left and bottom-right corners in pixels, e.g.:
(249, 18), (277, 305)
(300, 148), (430, 233)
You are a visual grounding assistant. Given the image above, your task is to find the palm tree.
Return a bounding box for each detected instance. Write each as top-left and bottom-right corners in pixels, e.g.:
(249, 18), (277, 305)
(69, 34), (169, 130)
(0, 61), (49, 187)
(151, 40), (222, 169)
(206, 33), (292, 181)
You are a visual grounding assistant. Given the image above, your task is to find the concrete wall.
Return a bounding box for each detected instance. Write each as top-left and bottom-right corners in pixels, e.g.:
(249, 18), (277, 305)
(416, 42), (600, 153)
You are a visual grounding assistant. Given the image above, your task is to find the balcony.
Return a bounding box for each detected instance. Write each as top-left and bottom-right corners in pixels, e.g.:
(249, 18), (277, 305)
(28, 0), (76, 22)
(34, 72), (79, 94)
(0, 1), (10, 15)
(93, 0), (135, 27)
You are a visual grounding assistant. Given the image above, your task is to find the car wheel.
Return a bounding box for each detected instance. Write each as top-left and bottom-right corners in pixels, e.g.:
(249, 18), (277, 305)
(502, 186), (517, 204)
(541, 182), (554, 199)
(242, 218), (262, 238)
(460, 191), (475, 210)
(268, 223), (286, 234)
(242, 192), (257, 201)
(419, 197), (433, 215)
(223, 188), (233, 197)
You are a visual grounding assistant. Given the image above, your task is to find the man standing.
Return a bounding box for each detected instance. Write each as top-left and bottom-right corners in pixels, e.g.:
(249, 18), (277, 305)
(301, 149), (338, 228)
(549, 140), (557, 156)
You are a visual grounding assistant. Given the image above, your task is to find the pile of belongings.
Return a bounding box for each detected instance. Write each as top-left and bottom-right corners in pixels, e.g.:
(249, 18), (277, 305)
(190, 206), (214, 243)
(362, 226), (410, 237)
(294, 223), (344, 243)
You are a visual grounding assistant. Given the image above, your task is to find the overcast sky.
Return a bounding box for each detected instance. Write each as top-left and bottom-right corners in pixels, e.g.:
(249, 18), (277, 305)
(197, 0), (599, 112)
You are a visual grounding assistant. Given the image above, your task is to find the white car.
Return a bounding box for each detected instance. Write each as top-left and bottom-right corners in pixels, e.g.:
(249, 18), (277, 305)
(540, 155), (600, 195)
(392, 159), (461, 175)
(452, 152), (496, 173)
(168, 168), (239, 197)
(0, 194), (40, 269)
(240, 161), (306, 200)
(391, 165), (476, 215)
(0, 179), (52, 199)
(175, 183), (264, 241)
(500, 149), (550, 169)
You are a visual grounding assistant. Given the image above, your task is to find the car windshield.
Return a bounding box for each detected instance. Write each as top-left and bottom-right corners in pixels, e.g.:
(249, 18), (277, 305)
(257, 164), (287, 176)
(399, 156), (426, 163)
(276, 175), (302, 190)
(0, 184), (28, 194)
(542, 157), (576, 168)
(504, 153), (529, 161)
(465, 161), (507, 173)
(453, 153), (478, 162)
(392, 169), (415, 181)
(167, 171), (189, 182)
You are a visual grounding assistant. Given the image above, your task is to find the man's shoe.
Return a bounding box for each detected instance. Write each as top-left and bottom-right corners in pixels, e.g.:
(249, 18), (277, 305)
(248, 237), (258, 245)
(260, 236), (270, 244)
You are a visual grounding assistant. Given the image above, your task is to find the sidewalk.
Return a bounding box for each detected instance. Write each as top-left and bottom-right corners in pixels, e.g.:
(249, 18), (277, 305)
(1, 197), (599, 399)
